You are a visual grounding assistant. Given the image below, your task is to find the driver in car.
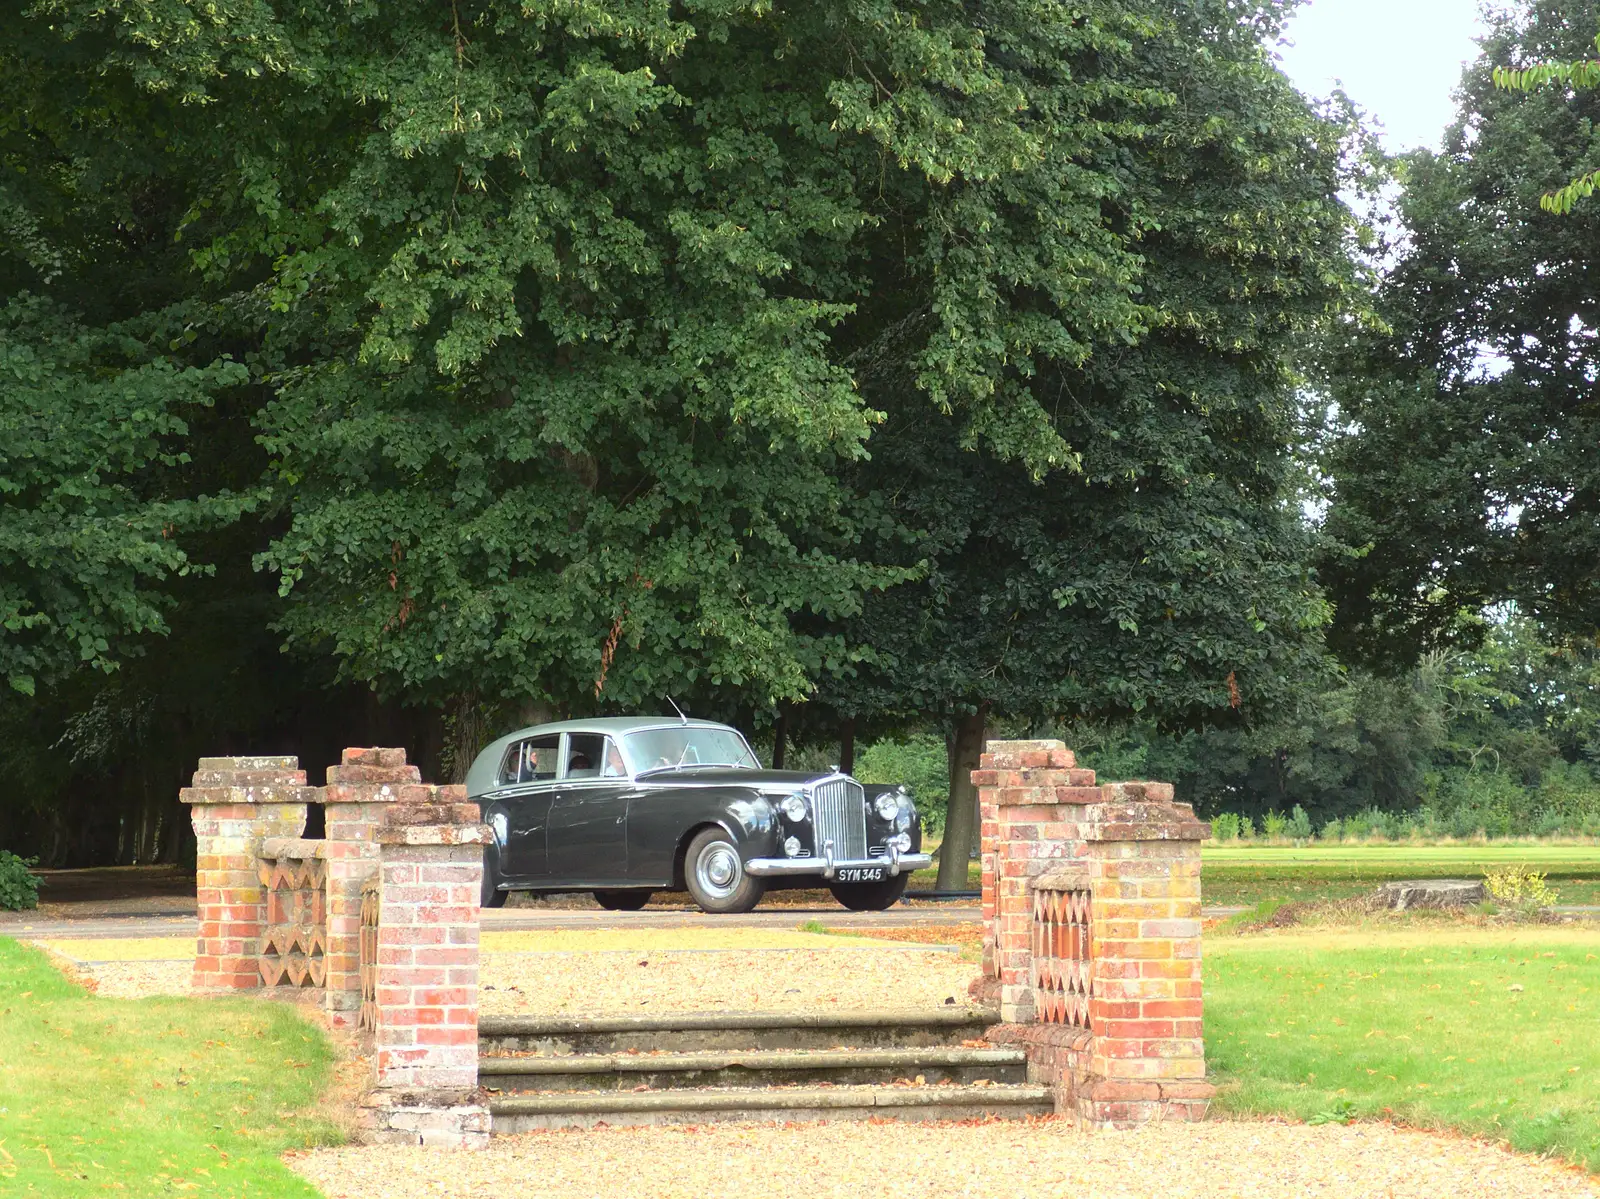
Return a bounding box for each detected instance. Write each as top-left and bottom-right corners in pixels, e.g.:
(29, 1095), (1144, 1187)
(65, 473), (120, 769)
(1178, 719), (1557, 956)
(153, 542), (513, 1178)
(603, 742), (627, 778)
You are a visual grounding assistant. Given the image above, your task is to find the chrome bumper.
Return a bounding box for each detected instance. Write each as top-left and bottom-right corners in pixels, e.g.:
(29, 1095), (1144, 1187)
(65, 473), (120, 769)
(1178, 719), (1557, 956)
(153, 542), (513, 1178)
(745, 849), (932, 879)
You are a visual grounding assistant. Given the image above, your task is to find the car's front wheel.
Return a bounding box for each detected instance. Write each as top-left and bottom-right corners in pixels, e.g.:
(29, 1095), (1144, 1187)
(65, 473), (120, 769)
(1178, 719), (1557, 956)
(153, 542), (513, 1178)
(829, 874), (909, 912)
(593, 890), (652, 911)
(684, 828), (765, 914)
(480, 841), (508, 909)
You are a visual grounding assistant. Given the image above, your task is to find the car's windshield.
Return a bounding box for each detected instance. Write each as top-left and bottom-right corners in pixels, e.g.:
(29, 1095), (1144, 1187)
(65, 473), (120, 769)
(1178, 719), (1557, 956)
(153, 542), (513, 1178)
(625, 727), (759, 772)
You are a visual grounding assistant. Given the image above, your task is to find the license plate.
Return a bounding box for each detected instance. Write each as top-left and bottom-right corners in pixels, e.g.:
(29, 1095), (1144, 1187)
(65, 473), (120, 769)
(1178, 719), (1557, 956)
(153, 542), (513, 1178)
(837, 867), (885, 882)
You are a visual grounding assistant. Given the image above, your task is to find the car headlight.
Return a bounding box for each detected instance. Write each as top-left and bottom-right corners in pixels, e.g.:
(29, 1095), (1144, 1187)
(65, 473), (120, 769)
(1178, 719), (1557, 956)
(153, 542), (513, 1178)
(892, 832), (912, 852)
(783, 836), (802, 858)
(780, 794), (808, 822)
(873, 792), (899, 821)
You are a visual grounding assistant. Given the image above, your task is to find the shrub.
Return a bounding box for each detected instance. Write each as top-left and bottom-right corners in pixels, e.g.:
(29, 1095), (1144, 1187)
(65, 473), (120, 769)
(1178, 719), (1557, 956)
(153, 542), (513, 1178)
(1211, 812), (1241, 842)
(0, 851), (40, 911)
(1536, 761), (1600, 833)
(1368, 808), (1403, 840)
(1262, 810), (1288, 838)
(1237, 815), (1256, 840)
(1484, 863), (1559, 915)
(1534, 809), (1568, 837)
(1426, 767), (1525, 836)
(857, 734), (949, 835)
(1320, 817), (1344, 842)
(1287, 805), (1313, 840)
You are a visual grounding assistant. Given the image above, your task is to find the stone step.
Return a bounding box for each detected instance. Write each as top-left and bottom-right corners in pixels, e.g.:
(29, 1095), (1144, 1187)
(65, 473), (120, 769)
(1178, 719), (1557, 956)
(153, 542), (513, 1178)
(480, 1045), (1026, 1092)
(488, 1083), (1055, 1132)
(478, 1008), (999, 1056)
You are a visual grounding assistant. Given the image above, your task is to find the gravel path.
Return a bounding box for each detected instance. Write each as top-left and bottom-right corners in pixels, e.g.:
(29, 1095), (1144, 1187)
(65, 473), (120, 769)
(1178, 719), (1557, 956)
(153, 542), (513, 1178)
(290, 1117), (1598, 1198)
(78, 958), (193, 998)
(483, 946), (975, 1015)
(58, 943), (979, 1015)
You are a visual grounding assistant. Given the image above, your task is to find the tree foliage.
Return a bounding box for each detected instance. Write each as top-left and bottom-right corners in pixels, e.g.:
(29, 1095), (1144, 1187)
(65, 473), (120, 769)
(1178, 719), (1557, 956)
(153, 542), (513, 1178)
(0, 298), (248, 697)
(1063, 613), (1600, 832)
(1495, 30), (1600, 212)
(0, 0), (1372, 863)
(831, 1), (1355, 729)
(1321, 0), (1600, 665)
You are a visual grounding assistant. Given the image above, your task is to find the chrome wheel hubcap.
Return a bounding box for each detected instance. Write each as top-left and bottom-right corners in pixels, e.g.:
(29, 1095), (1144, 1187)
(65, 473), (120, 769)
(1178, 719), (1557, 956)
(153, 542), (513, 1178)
(696, 843), (741, 899)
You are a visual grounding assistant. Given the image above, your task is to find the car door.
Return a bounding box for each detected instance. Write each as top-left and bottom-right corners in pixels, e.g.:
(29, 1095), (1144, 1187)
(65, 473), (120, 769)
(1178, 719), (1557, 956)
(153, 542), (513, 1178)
(490, 733), (559, 880)
(545, 732), (633, 886)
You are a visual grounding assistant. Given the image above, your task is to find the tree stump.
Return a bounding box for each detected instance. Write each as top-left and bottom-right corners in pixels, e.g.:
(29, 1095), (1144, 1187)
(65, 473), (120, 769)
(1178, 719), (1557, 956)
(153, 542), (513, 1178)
(1374, 879), (1486, 910)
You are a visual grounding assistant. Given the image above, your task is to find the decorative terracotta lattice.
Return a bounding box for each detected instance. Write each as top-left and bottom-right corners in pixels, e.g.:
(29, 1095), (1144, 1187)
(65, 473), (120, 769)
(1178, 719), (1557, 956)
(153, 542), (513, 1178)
(358, 876), (379, 1032)
(258, 854), (327, 987)
(1032, 887), (1092, 1028)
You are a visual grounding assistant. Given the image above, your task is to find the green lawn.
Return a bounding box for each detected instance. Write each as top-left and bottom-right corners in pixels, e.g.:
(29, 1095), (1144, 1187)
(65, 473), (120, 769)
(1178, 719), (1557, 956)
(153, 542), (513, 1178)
(912, 842), (1600, 905)
(1208, 926), (1600, 1170)
(1202, 845), (1600, 907)
(0, 937), (339, 1197)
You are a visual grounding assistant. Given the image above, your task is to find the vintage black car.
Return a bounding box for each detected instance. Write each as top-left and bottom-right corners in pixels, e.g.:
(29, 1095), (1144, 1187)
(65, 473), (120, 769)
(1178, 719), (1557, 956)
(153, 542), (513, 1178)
(466, 717), (928, 913)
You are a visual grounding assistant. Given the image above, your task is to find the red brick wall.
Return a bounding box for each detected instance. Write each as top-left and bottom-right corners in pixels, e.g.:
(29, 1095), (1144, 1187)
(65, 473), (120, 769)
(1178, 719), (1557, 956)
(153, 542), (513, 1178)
(181, 758), (318, 989)
(974, 739), (1215, 1127)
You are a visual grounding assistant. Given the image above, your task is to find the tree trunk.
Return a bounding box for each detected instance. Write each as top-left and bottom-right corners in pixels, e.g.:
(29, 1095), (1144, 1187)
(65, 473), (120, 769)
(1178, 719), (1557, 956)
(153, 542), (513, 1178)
(772, 703), (788, 770)
(447, 692), (495, 784)
(839, 716), (855, 776)
(936, 707), (987, 891)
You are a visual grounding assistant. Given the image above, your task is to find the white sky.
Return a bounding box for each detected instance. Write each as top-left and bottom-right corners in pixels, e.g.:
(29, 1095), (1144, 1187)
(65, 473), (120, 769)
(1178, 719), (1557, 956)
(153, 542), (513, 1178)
(1276, 0), (1491, 151)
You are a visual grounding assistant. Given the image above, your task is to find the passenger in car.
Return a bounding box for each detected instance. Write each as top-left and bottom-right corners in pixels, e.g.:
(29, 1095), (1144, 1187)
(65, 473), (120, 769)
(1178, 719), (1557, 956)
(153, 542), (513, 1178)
(568, 752), (597, 779)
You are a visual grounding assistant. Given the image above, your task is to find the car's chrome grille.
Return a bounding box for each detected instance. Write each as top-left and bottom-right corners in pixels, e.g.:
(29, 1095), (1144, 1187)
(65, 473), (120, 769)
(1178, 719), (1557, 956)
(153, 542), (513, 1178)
(811, 778), (867, 860)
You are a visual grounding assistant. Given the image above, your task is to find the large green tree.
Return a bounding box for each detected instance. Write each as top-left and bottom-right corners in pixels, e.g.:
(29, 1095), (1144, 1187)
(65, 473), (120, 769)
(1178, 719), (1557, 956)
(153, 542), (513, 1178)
(2, 0), (1174, 790)
(155, 0), (1178, 734)
(826, 1), (1358, 881)
(1321, 0), (1600, 666)
(2, 0), (1361, 864)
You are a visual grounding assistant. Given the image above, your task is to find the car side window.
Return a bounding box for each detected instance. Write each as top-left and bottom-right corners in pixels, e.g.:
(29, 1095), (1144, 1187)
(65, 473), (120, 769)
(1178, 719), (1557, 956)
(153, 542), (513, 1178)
(499, 735), (560, 785)
(564, 732), (616, 780)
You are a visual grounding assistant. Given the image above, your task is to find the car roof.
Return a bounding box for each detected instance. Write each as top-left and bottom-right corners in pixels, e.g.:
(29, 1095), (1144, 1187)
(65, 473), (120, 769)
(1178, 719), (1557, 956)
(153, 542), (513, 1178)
(509, 716), (736, 738)
(464, 717), (744, 795)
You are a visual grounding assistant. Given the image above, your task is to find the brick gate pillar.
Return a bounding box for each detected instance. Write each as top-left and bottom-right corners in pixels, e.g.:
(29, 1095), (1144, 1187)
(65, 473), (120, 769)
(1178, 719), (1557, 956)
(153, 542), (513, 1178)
(321, 748), (419, 1027)
(181, 757), (318, 989)
(974, 739), (1214, 1127)
(362, 788), (493, 1147)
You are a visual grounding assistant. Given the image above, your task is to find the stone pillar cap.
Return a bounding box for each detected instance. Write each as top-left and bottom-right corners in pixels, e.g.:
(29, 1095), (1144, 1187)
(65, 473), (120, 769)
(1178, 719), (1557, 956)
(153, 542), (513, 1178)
(198, 755), (300, 772)
(184, 755), (311, 798)
(375, 824), (493, 846)
(181, 783), (319, 805)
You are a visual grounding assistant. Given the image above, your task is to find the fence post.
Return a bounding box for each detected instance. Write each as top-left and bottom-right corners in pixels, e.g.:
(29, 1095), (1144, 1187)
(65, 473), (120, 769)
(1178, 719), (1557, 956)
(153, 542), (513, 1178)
(180, 757), (318, 990)
(362, 786), (492, 1148)
(974, 739), (1215, 1127)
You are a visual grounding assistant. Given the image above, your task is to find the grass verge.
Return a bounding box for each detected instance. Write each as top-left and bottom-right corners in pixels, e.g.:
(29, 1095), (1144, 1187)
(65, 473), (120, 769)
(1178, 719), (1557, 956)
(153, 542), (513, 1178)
(1203, 844), (1600, 908)
(1207, 927), (1600, 1170)
(840, 914), (1600, 1168)
(910, 844), (1600, 906)
(0, 936), (340, 1197)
